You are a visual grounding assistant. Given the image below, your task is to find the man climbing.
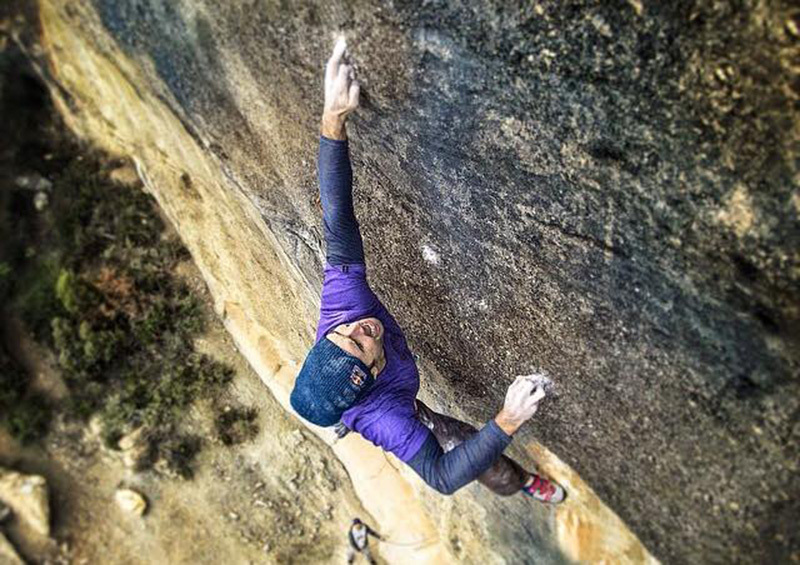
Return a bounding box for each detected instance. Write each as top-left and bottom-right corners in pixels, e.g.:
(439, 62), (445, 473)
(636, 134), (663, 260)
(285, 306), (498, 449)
(346, 518), (382, 564)
(290, 36), (565, 504)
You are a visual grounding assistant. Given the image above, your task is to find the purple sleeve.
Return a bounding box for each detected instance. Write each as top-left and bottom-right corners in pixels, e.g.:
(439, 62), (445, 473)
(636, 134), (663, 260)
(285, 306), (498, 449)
(315, 263), (381, 342)
(342, 401), (431, 462)
(315, 135), (381, 341)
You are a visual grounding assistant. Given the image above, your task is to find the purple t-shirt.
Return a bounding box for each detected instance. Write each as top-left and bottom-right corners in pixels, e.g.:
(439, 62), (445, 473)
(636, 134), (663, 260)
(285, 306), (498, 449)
(315, 262), (430, 462)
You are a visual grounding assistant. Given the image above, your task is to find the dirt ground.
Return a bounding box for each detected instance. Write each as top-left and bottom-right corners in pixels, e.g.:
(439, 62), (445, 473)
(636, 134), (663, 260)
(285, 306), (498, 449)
(0, 249), (380, 565)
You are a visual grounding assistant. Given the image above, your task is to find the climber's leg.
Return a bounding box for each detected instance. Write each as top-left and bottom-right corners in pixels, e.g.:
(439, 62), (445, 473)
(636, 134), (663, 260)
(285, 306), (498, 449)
(362, 546), (376, 565)
(415, 400), (529, 496)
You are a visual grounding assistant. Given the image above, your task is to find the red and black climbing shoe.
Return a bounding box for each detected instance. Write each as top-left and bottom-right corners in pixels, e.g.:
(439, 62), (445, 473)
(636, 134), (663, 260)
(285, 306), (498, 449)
(521, 474), (566, 504)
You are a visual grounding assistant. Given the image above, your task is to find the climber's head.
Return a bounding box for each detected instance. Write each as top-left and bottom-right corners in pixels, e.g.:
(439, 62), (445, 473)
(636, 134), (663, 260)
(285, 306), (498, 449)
(290, 317), (386, 427)
(326, 318), (386, 375)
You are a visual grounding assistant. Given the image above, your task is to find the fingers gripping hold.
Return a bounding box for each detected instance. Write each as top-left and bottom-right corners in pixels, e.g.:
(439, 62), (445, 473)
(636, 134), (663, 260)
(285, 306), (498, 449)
(324, 36), (360, 118)
(337, 64), (352, 83)
(500, 373), (551, 432)
(348, 81), (360, 109)
(331, 35), (347, 62)
(326, 36), (347, 84)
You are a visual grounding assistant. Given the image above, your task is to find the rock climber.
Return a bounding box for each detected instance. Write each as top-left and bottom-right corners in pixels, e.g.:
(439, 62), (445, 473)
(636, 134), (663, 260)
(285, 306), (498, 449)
(346, 518), (382, 564)
(290, 36), (565, 504)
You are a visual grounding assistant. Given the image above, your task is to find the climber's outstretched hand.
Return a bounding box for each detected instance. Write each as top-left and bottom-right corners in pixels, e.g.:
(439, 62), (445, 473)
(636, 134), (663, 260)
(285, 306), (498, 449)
(322, 36), (360, 139)
(494, 375), (547, 436)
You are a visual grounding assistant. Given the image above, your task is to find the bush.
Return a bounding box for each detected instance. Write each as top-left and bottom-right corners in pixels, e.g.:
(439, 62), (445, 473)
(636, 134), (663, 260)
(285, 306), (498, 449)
(41, 171), (240, 476)
(0, 347), (51, 444)
(215, 406), (259, 446)
(0, 262), (10, 300)
(0, 73), (253, 472)
(4, 401), (51, 445)
(13, 257), (63, 342)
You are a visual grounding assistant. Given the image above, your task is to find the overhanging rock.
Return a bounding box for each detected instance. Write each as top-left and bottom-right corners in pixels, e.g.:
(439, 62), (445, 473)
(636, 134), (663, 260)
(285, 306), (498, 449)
(30, 1), (800, 563)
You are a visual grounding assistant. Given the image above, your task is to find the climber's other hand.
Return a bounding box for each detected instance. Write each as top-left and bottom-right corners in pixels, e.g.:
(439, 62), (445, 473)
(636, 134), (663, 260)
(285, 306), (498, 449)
(495, 376), (547, 435)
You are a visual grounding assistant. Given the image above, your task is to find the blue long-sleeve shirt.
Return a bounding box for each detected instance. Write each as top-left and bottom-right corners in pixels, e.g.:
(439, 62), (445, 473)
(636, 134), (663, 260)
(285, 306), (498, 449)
(316, 135), (512, 494)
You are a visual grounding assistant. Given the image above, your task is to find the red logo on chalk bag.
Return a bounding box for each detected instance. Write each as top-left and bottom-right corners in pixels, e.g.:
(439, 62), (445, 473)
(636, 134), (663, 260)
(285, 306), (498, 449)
(350, 366), (366, 386)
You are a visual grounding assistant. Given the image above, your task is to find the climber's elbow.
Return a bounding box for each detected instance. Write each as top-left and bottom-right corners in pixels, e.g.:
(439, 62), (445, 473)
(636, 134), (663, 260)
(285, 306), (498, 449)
(429, 483), (453, 495)
(407, 434), (468, 496)
(428, 474), (461, 496)
(438, 483), (459, 496)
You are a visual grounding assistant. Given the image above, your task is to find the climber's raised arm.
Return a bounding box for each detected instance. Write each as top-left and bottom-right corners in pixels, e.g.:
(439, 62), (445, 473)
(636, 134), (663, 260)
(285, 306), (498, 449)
(318, 37), (364, 266)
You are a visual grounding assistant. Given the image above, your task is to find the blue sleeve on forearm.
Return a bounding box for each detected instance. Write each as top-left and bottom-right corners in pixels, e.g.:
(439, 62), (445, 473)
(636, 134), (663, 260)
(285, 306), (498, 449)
(406, 420), (512, 495)
(318, 136), (365, 265)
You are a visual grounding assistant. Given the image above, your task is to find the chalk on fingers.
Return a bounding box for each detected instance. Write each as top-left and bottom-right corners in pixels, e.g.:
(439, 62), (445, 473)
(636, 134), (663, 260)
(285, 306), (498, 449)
(332, 35), (347, 59)
(349, 81), (360, 107)
(530, 386), (546, 403)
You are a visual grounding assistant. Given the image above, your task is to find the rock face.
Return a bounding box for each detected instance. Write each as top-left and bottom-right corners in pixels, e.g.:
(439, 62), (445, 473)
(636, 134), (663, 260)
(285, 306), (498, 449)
(30, 1), (799, 563)
(0, 468), (50, 538)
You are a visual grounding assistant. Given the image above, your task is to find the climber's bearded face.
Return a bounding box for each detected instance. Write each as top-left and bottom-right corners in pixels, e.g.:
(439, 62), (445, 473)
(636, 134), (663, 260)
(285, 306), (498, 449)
(326, 317), (386, 377)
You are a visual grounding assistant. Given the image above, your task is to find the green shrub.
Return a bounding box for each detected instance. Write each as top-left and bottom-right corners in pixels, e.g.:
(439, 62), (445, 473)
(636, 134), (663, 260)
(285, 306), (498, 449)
(4, 400), (51, 445)
(215, 406), (259, 446)
(0, 347), (51, 444)
(156, 432), (203, 479)
(0, 90), (250, 471)
(55, 269), (79, 314)
(0, 262), (10, 300)
(13, 257), (63, 342)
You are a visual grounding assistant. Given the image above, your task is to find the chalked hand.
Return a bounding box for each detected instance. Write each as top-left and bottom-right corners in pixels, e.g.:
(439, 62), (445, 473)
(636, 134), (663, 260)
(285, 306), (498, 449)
(322, 36), (360, 140)
(495, 376), (548, 435)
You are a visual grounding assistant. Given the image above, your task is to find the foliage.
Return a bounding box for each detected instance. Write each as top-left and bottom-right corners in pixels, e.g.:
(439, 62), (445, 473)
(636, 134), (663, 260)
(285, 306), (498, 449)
(14, 257), (63, 342)
(154, 432), (203, 479)
(215, 406), (259, 446)
(41, 155), (237, 474)
(0, 124), (249, 472)
(0, 346), (51, 444)
(0, 262), (10, 300)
